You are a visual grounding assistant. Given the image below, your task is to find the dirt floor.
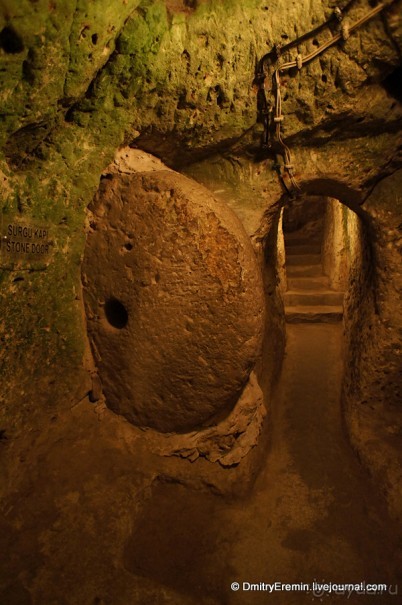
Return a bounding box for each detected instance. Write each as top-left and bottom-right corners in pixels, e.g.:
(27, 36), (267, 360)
(1, 323), (401, 605)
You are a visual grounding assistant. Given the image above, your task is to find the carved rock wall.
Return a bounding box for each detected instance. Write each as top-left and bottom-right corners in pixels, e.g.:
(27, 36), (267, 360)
(0, 0), (401, 518)
(343, 169), (402, 522)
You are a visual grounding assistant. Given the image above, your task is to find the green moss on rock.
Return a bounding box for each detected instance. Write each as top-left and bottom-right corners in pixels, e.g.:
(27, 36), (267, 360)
(0, 0), (401, 438)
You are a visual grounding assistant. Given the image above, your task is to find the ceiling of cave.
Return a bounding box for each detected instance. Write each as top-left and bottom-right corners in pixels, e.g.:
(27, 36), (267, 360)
(1, 0), (401, 177)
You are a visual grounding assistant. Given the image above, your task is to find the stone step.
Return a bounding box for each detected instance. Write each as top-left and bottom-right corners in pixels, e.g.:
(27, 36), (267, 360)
(287, 276), (330, 290)
(286, 254), (321, 266)
(284, 290), (344, 306)
(286, 244), (321, 255)
(284, 234), (322, 246)
(285, 305), (344, 324)
(286, 264), (324, 277)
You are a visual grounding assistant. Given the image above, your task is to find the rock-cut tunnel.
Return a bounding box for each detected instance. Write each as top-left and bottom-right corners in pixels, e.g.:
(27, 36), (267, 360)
(1, 1), (401, 604)
(78, 155), (402, 605)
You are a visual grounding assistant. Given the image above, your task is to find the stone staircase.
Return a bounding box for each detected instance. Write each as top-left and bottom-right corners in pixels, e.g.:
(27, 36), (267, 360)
(284, 232), (344, 323)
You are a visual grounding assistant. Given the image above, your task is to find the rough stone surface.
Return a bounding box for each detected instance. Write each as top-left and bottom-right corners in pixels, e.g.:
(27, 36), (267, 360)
(322, 198), (361, 290)
(148, 371), (266, 466)
(1, 0), (401, 442)
(1, 1), (402, 601)
(343, 169), (402, 522)
(82, 167), (265, 432)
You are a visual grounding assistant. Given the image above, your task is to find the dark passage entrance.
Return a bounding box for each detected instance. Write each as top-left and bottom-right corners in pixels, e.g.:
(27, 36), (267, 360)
(281, 195), (363, 324)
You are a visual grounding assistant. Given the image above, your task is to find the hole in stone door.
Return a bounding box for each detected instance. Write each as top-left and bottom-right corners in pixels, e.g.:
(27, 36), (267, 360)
(104, 298), (128, 329)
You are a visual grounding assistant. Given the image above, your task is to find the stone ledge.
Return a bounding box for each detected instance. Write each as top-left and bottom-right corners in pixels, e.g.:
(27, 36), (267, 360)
(144, 372), (266, 467)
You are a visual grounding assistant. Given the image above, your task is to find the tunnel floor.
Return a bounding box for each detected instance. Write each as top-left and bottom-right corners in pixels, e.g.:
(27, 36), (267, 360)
(123, 323), (402, 605)
(1, 325), (402, 604)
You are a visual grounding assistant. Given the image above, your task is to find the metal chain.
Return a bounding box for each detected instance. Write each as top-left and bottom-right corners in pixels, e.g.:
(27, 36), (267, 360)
(258, 1), (394, 197)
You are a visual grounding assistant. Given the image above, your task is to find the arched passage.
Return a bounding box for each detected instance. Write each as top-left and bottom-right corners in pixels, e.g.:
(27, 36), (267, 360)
(290, 176), (365, 216)
(258, 176), (374, 388)
(240, 174), (402, 597)
(271, 176), (375, 327)
(262, 177), (378, 458)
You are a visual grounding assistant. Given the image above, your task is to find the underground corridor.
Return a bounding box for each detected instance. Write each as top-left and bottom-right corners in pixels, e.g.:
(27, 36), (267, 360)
(1, 1), (402, 604)
(118, 189), (402, 605)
